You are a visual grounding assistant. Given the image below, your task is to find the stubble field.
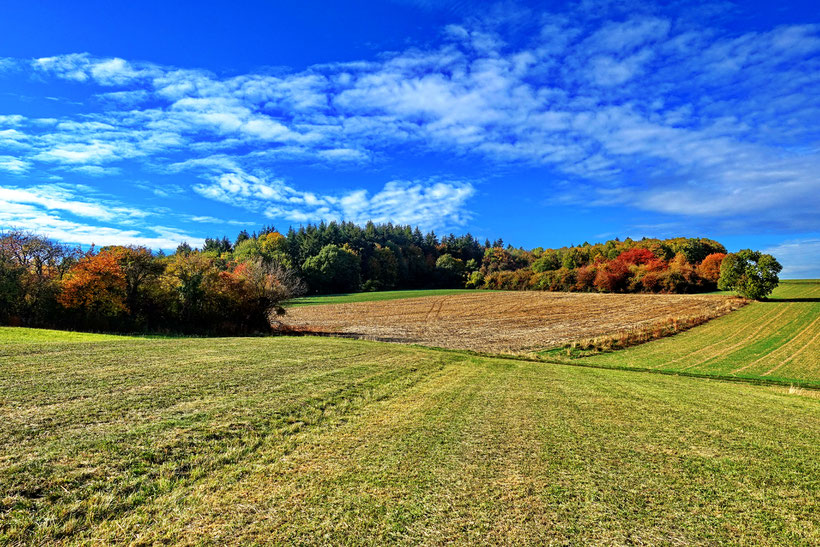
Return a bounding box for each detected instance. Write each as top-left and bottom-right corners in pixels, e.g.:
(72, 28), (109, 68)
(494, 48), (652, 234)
(282, 290), (745, 353)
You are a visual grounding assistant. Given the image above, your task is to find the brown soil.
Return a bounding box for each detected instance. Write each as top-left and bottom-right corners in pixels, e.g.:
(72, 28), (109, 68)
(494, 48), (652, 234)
(280, 291), (743, 354)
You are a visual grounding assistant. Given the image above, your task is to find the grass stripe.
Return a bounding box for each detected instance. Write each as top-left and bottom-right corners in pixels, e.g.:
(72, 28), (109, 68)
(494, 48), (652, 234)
(578, 281), (820, 386)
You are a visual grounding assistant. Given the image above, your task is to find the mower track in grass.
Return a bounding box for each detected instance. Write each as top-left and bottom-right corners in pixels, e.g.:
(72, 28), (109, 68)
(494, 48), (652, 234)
(1, 334), (818, 544)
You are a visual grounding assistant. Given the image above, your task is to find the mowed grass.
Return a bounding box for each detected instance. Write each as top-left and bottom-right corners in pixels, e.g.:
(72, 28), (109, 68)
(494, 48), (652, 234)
(1, 334), (818, 544)
(0, 326), (145, 345)
(287, 288), (477, 307)
(575, 280), (820, 387)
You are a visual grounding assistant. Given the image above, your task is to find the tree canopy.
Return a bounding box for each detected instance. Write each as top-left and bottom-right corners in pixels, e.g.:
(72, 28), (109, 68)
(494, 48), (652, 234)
(718, 250), (782, 300)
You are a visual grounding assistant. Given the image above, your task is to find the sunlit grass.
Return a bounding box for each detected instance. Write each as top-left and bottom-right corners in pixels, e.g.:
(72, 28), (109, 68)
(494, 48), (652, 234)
(573, 280), (820, 387)
(0, 326), (144, 344)
(1, 333), (818, 544)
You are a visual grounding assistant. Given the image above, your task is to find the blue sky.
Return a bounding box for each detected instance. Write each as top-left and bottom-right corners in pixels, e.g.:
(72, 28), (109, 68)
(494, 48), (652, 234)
(1, 0), (818, 277)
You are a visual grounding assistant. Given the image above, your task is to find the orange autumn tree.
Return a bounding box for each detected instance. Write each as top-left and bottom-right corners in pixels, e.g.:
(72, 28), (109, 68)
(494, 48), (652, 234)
(59, 250), (128, 325)
(696, 252), (727, 288)
(217, 258), (306, 332)
(593, 258), (630, 292)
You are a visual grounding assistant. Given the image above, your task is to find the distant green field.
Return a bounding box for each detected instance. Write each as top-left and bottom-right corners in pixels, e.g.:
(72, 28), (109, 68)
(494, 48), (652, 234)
(1, 333), (818, 544)
(287, 288), (478, 306)
(0, 326), (144, 345)
(572, 280), (820, 387)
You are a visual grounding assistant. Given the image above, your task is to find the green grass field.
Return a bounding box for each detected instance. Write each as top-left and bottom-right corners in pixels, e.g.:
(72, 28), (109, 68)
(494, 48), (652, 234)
(287, 288), (478, 306)
(571, 280), (820, 387)
(1, 331), (818, 544)
(0, 326), (145, 345)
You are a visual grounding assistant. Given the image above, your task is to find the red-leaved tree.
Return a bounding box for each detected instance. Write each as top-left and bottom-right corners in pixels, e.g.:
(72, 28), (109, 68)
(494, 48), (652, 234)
(594, 259), (631, 292)
(616, 248), (657, 266)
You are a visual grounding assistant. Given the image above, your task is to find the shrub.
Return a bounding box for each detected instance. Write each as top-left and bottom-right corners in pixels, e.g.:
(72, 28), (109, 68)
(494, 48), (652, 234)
(218, 259), (305, 332)
(481, 247), (527, 275)
(575, 265), (597, 291)
(465, 270), (484, 289)
(162, 252), (221, 328)
(558, 268), (576, 291)
(435, 253), (465, 288)
(483, 270), (532, 290)
(661, 253), (696, 293)
(640, 272), (661, 292)
(0, 256), (23, 323)
(594, 260), (630, 292)
(367, 245), (399, 290)
(531, 271), (552, 291)
(532, 251), (561, 273)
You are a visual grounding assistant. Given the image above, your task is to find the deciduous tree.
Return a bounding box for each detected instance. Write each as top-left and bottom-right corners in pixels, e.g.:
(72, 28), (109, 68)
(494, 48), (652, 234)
(718, 250), (782, 300)
(59, 251), (128, 326)
(696, 252), (727, 288)
(302, 244), (361, 293)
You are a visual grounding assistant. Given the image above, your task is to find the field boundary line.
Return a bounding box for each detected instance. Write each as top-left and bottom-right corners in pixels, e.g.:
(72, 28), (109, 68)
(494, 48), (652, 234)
(408, 342), (820, 390)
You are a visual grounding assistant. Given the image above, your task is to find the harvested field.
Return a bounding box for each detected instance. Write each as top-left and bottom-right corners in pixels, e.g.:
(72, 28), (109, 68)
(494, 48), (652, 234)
(281, 291), (744, 354)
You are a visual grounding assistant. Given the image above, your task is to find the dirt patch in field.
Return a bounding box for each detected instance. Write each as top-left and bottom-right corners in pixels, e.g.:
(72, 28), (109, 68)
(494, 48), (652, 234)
(279, 291), (744, 354)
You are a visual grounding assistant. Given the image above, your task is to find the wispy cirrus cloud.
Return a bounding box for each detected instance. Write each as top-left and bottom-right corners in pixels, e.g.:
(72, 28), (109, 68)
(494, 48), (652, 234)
(0, 2), (818, 239)
(0, 156), (30, 173)
(0, 183), (203, 249)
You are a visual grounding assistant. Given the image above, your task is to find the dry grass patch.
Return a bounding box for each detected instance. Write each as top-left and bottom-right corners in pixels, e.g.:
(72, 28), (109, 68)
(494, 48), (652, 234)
(281, 291), (743, 354)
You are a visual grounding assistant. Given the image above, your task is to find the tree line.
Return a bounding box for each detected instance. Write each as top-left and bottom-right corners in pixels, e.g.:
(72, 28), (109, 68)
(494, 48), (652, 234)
(0, 223), (781, 334)
(0, 230), (303, 334)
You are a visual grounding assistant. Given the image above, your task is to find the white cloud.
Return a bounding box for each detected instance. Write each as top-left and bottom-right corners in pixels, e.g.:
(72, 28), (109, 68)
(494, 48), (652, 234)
(0, 156), (30, 173)
(187, 215), (253, 226)
(0, 115), (25, 126)
(189, 165), (474, 230)
(134, 181), (186, 198)
(34, 141), (122, 164)
(0, 183), (201, 249)
(67, 165), (122, 176)
(34, 53), (159, 85)
(762, 239), (820, 279)
(0, 128), (29, 150)
(335, 180), (475, 227)
(0, 184), (148, 222)
(193, 171), (297, 205)
(584, 17), (671, 52)
(588, 49), (654, 86)
(317, 148), (368, 161)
